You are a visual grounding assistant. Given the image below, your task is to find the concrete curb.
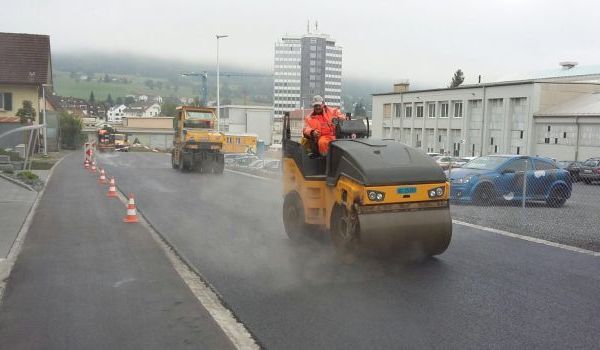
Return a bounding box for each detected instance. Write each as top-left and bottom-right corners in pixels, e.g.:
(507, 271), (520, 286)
(0, 173), (34, 192)
(114, 186), (261, 349)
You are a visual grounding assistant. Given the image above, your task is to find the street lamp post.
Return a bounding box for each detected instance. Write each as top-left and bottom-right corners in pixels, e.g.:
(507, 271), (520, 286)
(42, 83), (52, 156)
(216, 34), (228, 132)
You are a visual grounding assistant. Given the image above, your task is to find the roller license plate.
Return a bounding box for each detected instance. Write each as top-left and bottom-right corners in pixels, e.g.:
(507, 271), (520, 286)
(397, 186), (417, 194)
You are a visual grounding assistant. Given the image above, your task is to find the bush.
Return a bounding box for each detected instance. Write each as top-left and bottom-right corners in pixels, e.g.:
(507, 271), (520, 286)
(17, 170), (39, 181)
(60, 112), (85, 149)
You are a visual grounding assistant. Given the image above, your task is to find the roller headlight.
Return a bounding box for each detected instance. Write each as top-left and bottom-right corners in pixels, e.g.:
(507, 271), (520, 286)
(367, 190), (385, 202)
(428, 186), (445, 198)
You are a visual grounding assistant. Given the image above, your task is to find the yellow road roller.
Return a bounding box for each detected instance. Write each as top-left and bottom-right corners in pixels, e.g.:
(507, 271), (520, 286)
(281, 112), (452, 257)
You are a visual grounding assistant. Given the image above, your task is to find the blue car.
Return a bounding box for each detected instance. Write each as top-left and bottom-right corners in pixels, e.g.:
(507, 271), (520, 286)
(447, 155), (572, 207)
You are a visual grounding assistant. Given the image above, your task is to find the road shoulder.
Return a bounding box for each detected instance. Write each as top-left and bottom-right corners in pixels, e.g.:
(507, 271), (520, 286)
(0, 154), (236, 350)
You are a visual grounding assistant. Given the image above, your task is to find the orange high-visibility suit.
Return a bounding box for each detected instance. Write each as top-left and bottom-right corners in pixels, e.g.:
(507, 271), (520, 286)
(303, 106), (345, 155)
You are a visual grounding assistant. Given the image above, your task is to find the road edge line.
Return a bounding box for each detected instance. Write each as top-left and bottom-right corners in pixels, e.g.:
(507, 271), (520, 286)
(0, 154), (68, 301)
(225, 168), (276, 181)
(115, 191), (260, 350)
(453, 219), (600, 257)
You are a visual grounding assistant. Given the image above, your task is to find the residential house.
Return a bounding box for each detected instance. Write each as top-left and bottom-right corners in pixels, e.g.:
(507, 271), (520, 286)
(107, 104), (127, 123)
(52, 96), (107, 119)
(0, 32), (52, 125)
(123, 103), (161, 118)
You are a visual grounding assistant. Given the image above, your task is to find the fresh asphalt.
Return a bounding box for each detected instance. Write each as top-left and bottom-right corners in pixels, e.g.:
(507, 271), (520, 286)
(97, 152), (600, 350)
(0, 154), (235, 350)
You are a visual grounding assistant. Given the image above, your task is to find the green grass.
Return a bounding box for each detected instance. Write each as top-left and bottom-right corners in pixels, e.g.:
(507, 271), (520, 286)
(53, 70), (195, 101)
(52, 70), (273, 106)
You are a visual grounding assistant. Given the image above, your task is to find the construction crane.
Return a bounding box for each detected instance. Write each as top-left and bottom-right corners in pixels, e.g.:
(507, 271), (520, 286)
(180, 72), (208, 106)
(180, 71), (272, 106)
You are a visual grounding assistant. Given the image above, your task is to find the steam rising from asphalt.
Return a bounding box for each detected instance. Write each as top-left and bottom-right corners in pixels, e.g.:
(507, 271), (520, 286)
(97, 152), (440, 295)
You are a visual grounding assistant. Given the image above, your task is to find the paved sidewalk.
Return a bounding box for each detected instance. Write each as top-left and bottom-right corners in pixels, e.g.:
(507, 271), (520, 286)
(0, 154), (235, 350)
(0, 178), (36, 258)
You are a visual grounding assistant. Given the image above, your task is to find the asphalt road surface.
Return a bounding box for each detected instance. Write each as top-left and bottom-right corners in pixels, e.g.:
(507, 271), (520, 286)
(100, 152), (600, 350)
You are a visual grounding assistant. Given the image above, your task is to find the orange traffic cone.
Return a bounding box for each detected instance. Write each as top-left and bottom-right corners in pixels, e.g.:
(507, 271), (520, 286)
(84, 159), (90, 169)
(107, 177), (118, 198)
(123, 194), (139, 223)
(98, 168), (107, 184)
(90, 161), (97, 173)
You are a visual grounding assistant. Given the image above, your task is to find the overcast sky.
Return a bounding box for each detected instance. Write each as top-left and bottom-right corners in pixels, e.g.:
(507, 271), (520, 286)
(2, 0), (599, 88)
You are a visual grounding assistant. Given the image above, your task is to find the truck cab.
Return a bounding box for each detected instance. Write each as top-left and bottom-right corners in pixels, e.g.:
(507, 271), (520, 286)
(171, 106), (225, 173)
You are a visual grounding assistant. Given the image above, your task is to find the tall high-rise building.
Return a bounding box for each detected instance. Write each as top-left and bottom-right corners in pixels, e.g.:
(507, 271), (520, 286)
(272, 32), (343, 145)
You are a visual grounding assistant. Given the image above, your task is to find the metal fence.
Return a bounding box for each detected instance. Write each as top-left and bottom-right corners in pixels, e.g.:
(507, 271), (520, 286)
(447, 155), (600, 251)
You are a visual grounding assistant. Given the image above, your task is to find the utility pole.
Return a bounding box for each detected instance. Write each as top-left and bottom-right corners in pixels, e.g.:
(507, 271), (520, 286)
(216, 34), (229, 132)
(42, 83), (52, 156)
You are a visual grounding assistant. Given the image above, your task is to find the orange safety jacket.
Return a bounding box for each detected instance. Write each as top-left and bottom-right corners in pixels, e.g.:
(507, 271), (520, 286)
(302, 106), (345, 154)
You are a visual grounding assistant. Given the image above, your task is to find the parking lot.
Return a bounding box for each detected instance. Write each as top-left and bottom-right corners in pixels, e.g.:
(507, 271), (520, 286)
(451, 182), (600, 251)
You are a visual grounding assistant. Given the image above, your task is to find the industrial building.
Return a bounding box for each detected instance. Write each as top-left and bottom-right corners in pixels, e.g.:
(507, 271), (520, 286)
(371, 64), (600, 161)
(219, 105), (273, 145)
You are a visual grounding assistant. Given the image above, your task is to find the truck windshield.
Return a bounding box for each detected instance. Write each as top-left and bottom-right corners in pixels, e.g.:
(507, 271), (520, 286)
(184, 111), (213, 128)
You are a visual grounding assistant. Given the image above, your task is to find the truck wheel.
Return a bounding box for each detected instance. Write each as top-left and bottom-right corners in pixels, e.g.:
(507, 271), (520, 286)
(330, 205), (360, 261)
(171, 152), (178, 169)
(283, 192), (308, 242)
(178, 155), (187, 172)
(215, 160), (224, 174)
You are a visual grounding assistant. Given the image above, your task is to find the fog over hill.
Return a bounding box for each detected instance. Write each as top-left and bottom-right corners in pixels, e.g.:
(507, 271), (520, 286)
(53, 51), (394, 113)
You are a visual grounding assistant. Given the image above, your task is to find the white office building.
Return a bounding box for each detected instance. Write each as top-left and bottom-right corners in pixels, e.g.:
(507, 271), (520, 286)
(272, 32), (343, 146)
(219, 105), (274, 145)
(372, 65), (600, 161)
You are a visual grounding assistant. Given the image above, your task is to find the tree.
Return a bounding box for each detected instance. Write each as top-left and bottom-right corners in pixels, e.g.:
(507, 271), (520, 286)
(103, 73), (111, 83)
(89, 91), (95, 103)
(156, 81), (163, 90)
(353, 100), (367, 117)
(59, 112), (84, 149)
(107, 94), (114, 105)
(145, 79), (155, 90)
(115, 97), (124, 105)
(449, 69), (465, 88)
(16, 100), (36, 124)
(124, 96), (136, 105)
(161, 102), (177, 117)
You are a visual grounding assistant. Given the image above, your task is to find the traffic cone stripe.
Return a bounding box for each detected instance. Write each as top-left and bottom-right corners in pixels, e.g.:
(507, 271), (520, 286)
(123, 194), (139, 223)
(98, 169), (107, 184)
(107, 178), (118, 198)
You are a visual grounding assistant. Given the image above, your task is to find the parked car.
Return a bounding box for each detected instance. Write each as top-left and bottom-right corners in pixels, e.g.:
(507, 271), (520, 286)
(579, 158), (600, 184)
(233, 155), (259, 167)
(247, 158), (281, 171)
(434, 156), (468, 170)
(556, 160), (582, 182)
(447, 155), (572, 207)
(224, 153), (250, 166)
(427, 152), (442, 157)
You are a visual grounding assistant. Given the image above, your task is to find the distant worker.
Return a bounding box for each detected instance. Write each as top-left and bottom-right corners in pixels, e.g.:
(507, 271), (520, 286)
(303, 95), (345, 155)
